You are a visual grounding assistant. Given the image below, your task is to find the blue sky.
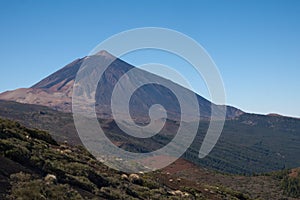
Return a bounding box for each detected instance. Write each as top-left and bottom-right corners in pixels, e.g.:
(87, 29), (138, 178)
(0, 0), (299, 117)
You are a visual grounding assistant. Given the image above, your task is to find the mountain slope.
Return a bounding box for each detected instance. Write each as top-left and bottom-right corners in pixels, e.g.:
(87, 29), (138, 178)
(0, 51), (243, 120)
(0, 51), (299, 175)
(1, 117), (299, 200)
(0, 117), (250, 200)
(0, 100), (300, 175)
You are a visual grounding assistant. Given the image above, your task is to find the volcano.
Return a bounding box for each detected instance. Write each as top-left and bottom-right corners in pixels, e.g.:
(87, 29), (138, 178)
(0, 51), (243, 121)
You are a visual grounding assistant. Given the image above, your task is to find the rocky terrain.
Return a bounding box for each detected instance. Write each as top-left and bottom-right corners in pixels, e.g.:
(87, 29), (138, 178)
(1, 117), (299, 200)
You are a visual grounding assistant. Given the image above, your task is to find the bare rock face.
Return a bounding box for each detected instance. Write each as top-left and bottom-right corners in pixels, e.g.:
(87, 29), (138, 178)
(0, 87), (73, 112)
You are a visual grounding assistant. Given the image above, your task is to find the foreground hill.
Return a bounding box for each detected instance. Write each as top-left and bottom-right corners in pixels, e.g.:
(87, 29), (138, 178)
(1, 117), (299, 200)
(0, 100), (300, 175)
(0, 117), (243, 199)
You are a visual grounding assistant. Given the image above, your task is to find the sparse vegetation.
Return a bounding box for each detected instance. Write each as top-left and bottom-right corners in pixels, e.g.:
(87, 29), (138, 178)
(8, 172), (83, 200)
(273, 168), (300, 198)
(1, 100), (300, 176)
(0, 117), (245, 199)
(0, 114), (299, 199)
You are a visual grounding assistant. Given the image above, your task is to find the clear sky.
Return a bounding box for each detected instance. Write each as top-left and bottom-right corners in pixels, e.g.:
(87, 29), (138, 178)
(0, 0), (299, 117)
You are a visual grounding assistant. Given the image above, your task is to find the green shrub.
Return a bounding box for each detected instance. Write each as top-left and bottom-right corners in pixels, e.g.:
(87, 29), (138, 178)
(282, 176), (300, 197)
(65, 174), (96, 193)
(0, 139), (15, 152)
(8, 172), (83, 200)
(26, 128), (57, 145)
(5, 145), (30, 163)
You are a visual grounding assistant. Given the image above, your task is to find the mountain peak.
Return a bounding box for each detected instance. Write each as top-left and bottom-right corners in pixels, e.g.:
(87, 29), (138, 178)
(0, 53), (243, 120)
(94, 50), (116, 60)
